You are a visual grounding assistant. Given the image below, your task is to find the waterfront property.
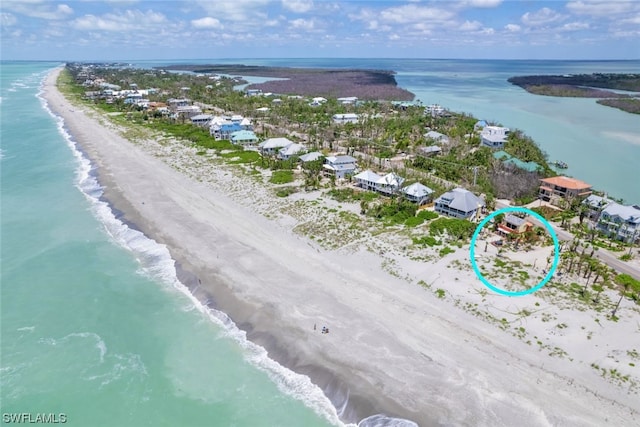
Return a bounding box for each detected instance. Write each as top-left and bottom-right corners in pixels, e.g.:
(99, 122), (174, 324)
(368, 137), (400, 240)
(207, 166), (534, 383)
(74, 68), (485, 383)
(539, 176), (592, 204)
(401, 182), (434, 205)
(480, 126), (510, 149)
(583, 194), (613, 221)
(376, 172), (405, 195)
(190, 114), (213, 127)
(299, 151), (323, 163)
(259, 137), (295, 156)
(354, 170), (382, 191)
(278, 143), (306, 160)
(498, 214), (533, 235)
(323, 155), (358, 179)
(474, 120), (488, 131)
(434, 188), (485, 219)
(493, 150), (541, 172)
(425, 104), (446, 117)
(230, 130), (259, 146)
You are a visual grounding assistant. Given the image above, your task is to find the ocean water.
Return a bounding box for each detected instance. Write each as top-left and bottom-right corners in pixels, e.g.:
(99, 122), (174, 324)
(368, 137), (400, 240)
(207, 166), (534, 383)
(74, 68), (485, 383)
(137, 58), (639, 203)
(0, 62), (348, 427)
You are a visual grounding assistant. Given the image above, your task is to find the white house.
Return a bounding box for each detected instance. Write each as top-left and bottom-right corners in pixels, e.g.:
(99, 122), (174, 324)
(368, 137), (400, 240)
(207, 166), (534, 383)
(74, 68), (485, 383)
(323, 155), (358, 179)
(596, 202), (640, 243)
(190, 114), (213, 127)
(434, 188), (485, 219)
(376, 172), (405, 195)
(332, 113), (359, 124)
(278, 143), (306, 160)
(299, 152), (323, 163)
(424, 104), (445, 116)
(337, 96), (358, 104)
(401, 183), (434, 205)
(354, 170), (382, 191)
(481, 126), (510, 149)
(259, 137), (295, 156)
(230, 130), (259, 146)
(424, 131), (450, 144)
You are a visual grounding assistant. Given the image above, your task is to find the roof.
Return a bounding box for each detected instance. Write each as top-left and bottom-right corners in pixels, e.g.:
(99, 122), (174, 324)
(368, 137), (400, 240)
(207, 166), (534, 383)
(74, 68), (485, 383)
(419, 145), (442, 154)
(583, 194), (613, 209)
(230, 130), (257, 141)
(602, 203), (640, 225)
(540, 176), (592, 191)
(376, 173), (405, 187)
(260, 137), (294, 149)
(504, 214), (526, 227)
(436, 188), (485, 213)
(190, 114), (213, 121)
(299, 152), (323, 162)
(279, 143), (305, 156)
(402, 182), (434, 198)
(354, 170), (382, 182)
(425, 131), (449, 142)
(325, 155), (357, 165)
(332, 113), (359, 120)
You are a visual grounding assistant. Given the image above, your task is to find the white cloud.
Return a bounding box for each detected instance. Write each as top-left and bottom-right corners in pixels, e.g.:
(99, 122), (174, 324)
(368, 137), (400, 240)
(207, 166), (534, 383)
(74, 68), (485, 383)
(191, 17), (223, 29)
(560, 22), (590, 31)
(504, 23), (521, 32)
(566, 1), (636, 17)
(466, 0), (503, 8)
(379, 5), (454, 24)
(72, 9), (168, 32)
(459, 20), (482, 31)
(194, 0), (271, 22)
(289, 18), (314, 31)
(2, 1), (73, 20)
(282, 0), (313, 14)
(1, 13), (17, 27)
(521, 7), (565, 27)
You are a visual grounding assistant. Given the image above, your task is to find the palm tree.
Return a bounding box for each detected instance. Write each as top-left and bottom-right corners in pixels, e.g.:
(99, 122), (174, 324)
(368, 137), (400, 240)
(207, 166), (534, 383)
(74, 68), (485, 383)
(611, 274), (640, 318)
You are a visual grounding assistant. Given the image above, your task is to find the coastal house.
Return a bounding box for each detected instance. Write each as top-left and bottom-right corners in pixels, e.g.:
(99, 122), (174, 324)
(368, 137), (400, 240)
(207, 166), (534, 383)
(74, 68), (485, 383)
(246, 89), (263, 97)
(474, 120), (488, 131)
(376, 172), (405, 195)
(481, 126), (510, 149)
(498, 214), (533, 235)
(539, 176), (592, 203)
(434, 188), (485, 220)
(278, 143), (306, 160)
(582, 194), (613, 221)
(323, 155), (358, 179)
(425, 104), (445, 117)
(401, 182), (434, 205)
(332, 113), (359, 124)
(299, 152), (323, 163)
(595, 202), (640, 243)
(259, 137), (295, 156)
(230, 130), (259, 146)
(424, 131), (450, 144)
(190, 114), (213, 127)
(337, 96), (358, 105)
(167, 98), (190, 110)
(354, 170), (382, 191)
(493, 151), (541, 172)
(175, 105), (202, 119)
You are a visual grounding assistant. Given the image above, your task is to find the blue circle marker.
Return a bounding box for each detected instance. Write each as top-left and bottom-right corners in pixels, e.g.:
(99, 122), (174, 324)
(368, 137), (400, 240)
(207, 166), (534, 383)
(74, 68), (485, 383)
(469, 207), (560, 297)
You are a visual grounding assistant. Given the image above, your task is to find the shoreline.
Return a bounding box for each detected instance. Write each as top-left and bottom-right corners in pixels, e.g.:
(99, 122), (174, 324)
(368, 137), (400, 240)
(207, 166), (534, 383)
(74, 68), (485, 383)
(43, 67), (640, 426)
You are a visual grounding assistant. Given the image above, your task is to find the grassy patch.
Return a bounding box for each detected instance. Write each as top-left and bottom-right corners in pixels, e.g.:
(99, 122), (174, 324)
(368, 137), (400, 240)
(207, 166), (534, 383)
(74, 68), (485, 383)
(327, 188), (379, 202)
(221, 150), (260, 164)
(270, 170), (294, 184)
(439, 246), (455, 257)
(412, 235), (441, 247)
(276, 187), (297, 197)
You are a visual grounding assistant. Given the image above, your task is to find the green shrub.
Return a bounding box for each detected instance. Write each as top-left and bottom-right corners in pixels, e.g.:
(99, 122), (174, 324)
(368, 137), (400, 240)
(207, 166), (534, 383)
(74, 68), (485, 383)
(429, 217), (475, 240)
(270, 170), (294, 184)
(417, 210), (439, 221)
(404, 216), (425, 228)
(439, 246), (455, 257)
(412, 235), (441, 247)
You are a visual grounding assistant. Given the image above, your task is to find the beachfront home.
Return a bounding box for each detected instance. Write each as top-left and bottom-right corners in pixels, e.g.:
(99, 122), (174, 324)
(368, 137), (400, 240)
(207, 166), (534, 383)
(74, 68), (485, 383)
(481, 126), (510, 149)
(498, 214), (533, 236)
(167, 98), (190, 110)
(278, 143), (306, 160)
(425, 104), (445, 117)
(230, 130), (259, 146)
(539, 176), (592, 203)
(323, 155), (358, 179)
(596, 203), (640, 243)
(401, 182), (434, 205)
(175, 105), (202, 118)
(582, 194), (613, 221)
(424, 131), (450, 144)
(376, 173), (405, 195)
(259, 137), (295, 156)
(434, 188), (485, 220)
(474, 120), (488, 131)
(190, 114), (213, 127)
(332, 113), (359, 124)
(299, 152), (323, 163)
(337, 96), (358, 105)
(354, 170), (382, 191)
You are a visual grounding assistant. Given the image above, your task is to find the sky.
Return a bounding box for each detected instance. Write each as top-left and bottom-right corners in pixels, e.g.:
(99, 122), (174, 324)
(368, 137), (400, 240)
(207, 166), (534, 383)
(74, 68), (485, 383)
(1, 0), (639, 60)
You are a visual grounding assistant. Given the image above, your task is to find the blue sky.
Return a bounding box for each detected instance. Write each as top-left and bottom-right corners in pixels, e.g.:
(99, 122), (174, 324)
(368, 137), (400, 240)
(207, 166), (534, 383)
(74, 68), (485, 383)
(1, 0), (639, 60)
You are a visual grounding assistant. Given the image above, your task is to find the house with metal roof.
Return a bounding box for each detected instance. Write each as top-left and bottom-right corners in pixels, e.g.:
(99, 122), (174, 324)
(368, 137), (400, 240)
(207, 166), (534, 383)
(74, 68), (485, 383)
(481, 126), (510, 149)
(596, 202), (640, 243)
(425, 131), (450, 144)
(323, 155), (358, 179)
(376, 173), (405, 195)
(493, 151), (541, 172)
(401, 183), (434, 205)
(498, 214), (533, 235)
(332, 113), (359, 124)
(434, 188), (485, 219)
(190, 114), (213, 127)
(278, 143), (306, 160)
(354, 170), (382, 191)
(259, 137), (295, 156)
(299, 152), (323, 163)
(230, 130), (259, 146)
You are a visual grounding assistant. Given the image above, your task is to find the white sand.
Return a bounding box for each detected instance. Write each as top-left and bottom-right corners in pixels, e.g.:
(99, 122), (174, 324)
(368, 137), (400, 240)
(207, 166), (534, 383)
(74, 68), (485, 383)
(44, 68), (640, 426)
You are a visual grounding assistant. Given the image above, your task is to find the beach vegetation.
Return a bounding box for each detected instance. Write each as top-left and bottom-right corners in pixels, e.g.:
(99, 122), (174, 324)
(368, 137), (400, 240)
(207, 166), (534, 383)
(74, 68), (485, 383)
(327, 188), (378, 203)
(412, 235), (441, 247)
(429, 217), (475, 241)
(269, 170), (294, 184)
(436, 289), (446, 299)
(276, 187), (297, 197)
(367, 198), (418, 226)
(439, 246), (455, 257)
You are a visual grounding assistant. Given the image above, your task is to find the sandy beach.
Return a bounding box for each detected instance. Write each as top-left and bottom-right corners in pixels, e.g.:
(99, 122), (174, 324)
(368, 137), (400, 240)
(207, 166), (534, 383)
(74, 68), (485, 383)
(43, 67), (640, 426)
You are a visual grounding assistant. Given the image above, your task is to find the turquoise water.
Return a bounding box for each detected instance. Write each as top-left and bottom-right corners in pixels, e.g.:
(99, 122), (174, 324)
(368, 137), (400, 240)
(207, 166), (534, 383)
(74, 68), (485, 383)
(0, 62), (342, 426)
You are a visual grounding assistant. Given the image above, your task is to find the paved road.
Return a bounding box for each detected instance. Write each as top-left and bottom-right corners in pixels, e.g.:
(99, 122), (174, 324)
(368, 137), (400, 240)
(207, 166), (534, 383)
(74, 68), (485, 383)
(495, 200), (640, 280)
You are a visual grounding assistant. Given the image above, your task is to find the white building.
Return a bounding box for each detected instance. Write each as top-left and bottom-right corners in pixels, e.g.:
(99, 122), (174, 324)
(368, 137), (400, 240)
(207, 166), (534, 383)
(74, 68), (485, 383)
(332, 113), (359, 124)
(480, 126), (510, 149)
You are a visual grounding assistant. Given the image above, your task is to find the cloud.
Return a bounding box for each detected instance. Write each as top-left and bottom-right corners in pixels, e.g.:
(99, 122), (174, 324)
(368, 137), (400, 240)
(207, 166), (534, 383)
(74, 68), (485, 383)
(521, 7), (565, 27)
(2, 1), (73, 20)
(282, 0), (313, 14)
(289, 18), (315, 31)
(459, 20), (483, 31)
(194, 0), (271, 22)
(566, 1), (636, 17)
(72, 9), (168, 32)
(504, 23), (521, 32)
(379, 4), (454, 24)
(191, 17), (223, 29)
(465, 0), (503, 8)
(560, 21), (590, 31)
(1, 13), (17, 27)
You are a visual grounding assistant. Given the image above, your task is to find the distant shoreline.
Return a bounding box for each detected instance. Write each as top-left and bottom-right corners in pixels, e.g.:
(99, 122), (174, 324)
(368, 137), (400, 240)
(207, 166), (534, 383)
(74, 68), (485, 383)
(159, 64), (415, 101)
